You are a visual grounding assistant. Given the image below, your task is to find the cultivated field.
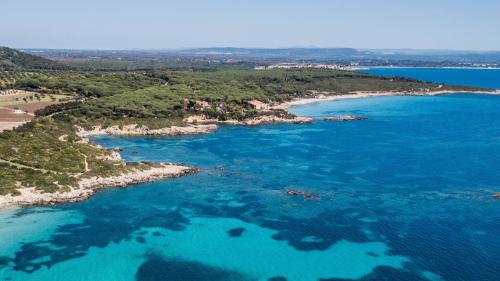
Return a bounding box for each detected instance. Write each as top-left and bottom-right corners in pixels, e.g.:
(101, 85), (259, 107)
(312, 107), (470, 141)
(0, 90), (71, 131)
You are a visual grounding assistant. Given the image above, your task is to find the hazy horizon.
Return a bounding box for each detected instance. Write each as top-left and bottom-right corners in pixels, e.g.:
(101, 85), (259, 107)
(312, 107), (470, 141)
(13, 47), (500, 52)
(2, 0), (500, 51)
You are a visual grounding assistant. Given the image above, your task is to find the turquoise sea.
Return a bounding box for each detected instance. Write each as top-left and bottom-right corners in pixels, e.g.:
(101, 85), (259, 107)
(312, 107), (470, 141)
(1, 68), (500, 281)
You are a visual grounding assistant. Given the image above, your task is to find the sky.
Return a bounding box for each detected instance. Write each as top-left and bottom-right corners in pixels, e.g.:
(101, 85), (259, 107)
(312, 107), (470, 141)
(1, 0), (499, 51)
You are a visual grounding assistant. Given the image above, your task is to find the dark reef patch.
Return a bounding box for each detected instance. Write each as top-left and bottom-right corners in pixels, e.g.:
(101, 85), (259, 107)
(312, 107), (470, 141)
(7, 205), (191, 273)
(135, 254), (253, 281)
(5, 192), (376, 276)
(0, 256), (13, 268)
(261, 209), (368, 251)
(319, 266), (429, 281)
(267, 277), (287, 281)
(227, 227), (246, 237)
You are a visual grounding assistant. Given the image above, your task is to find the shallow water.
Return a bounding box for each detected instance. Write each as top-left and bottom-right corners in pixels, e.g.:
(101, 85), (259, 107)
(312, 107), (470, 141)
(1, 70), (500, 281)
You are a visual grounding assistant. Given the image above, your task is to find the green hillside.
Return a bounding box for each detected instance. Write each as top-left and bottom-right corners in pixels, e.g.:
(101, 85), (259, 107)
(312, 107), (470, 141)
(0, 47), (70, 70)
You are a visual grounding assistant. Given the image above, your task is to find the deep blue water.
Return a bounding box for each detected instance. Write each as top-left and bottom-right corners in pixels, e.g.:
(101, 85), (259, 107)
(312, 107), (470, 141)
(1, 69), (500, 281)
(359, 67), (500, 89)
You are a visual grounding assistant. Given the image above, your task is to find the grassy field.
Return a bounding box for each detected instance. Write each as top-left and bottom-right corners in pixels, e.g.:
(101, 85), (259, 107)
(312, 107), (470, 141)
(0, 91), (69, 109)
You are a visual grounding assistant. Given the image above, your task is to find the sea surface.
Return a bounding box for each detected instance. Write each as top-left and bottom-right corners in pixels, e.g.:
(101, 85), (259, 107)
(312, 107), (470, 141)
(359, 67), (500, 89)
(1, 69), (500, 281)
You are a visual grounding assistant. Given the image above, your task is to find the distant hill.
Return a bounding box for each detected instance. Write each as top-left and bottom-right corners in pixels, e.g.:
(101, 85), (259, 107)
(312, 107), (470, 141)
(23, 47), (500, 67)
(178, 47), (500, 63)
(0, 47), (70, 70)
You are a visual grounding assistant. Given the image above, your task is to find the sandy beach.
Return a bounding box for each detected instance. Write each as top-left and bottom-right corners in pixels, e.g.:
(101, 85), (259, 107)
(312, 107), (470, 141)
(273, 90), (500, 110)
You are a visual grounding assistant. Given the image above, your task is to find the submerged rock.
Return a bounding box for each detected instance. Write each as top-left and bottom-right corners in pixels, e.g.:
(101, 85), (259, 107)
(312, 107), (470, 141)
(285, 188), (320, 200)
(320, 115), (368, 121)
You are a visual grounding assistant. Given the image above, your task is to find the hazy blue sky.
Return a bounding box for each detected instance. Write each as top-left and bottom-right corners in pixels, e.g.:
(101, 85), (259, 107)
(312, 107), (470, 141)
(1, 0), (499, 50)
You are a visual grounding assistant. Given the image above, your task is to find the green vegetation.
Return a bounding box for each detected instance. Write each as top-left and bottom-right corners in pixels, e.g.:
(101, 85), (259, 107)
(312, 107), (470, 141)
(0, 117), (159, 195)
(14, 72), (165, 97)
(0, 47), (490, 196)
(64, 59), (257, 72)
(0, 47), (70, 71)
(65, 69), (483, 123)
(0, 71), (38, 89)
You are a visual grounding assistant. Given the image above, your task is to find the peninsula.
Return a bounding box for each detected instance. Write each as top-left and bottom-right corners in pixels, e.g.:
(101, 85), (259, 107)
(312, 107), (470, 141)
(0, 47), (494, 207)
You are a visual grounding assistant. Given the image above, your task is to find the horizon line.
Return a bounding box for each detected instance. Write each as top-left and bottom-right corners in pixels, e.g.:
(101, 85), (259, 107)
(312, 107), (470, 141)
(8, 46), (500, 53)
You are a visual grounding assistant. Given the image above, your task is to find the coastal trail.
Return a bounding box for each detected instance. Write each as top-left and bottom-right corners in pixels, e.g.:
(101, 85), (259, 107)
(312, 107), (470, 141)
(0, 157), (61, 174)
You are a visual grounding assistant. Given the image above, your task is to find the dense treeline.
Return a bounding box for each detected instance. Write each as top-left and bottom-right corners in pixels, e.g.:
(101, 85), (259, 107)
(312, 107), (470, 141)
(35, 101), (83, 117)
(63, 60), (258, 72)
(14, 72), (166, 97)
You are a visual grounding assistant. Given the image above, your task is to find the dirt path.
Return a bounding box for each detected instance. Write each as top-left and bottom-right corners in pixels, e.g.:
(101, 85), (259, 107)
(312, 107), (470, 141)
(82, 153), (90, 173)
(0, 158), (59, 174)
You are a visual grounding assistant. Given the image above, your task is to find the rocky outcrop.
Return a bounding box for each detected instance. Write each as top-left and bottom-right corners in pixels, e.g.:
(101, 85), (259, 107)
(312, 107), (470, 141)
(0, 187), (94, 207)
(285, 188), (320, 200)
(0, 163), (197, 208)
(95, 150), (122, 161)
(242, 115), (313, 125)
(320, 115), (368, 121)
(79, 164), (197, 189)
(185, 114), (313, 126)
(76, 124), (218, 137)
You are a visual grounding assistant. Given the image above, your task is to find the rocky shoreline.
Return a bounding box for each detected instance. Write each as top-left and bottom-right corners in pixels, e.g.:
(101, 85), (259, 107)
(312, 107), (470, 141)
(0, 163), (197, 208)
(184, 114), (313, 126)
(76, 124), (218, 137)
(75, 115), (313, 138)
(0, 115), (312, 208)
(240, 115), (313, 125)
